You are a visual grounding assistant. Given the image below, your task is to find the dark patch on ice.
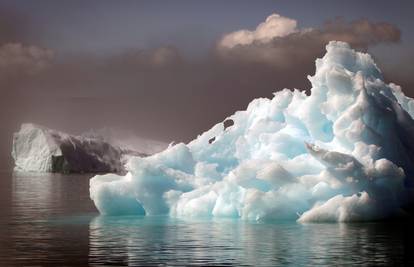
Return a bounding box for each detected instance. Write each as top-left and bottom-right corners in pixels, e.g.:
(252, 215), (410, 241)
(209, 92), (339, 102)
(223, 119), (234, 130)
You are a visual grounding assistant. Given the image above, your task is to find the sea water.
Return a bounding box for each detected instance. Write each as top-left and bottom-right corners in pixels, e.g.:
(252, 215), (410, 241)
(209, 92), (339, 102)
(0, 172), (412, 266)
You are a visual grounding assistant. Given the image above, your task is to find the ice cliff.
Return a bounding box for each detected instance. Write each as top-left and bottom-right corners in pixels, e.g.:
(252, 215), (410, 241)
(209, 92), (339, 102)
(90, 41), (414, 222)
(12, 123), (146, 173)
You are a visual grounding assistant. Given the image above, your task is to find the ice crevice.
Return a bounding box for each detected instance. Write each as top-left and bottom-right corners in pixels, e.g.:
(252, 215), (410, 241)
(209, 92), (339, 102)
(90, 41), (414, 222)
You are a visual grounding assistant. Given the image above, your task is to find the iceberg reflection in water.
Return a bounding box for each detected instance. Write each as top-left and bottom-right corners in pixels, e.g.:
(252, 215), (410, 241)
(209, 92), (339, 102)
(89, 216), (411, 266)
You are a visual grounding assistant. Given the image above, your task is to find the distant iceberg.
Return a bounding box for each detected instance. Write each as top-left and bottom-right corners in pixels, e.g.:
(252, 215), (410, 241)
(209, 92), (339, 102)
(82, 127), (168, 156)
(12, 123), (155, 173)
(90, 41), (414, 222)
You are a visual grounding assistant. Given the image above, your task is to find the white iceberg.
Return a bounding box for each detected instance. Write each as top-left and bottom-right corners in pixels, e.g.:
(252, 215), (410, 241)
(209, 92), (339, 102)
(12, 123), (145, 173)
(90, 41), (414, 222)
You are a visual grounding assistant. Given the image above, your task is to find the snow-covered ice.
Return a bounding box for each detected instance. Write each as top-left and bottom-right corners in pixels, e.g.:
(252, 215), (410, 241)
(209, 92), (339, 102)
(90, 41), (414, 222)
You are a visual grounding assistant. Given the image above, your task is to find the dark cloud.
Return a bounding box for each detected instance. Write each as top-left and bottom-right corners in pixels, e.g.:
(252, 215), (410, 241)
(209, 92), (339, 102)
(322, 18), (400, 47)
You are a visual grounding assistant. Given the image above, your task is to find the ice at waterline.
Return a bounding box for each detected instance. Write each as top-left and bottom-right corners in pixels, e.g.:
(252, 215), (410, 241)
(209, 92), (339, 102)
(90, 41), (414, 222)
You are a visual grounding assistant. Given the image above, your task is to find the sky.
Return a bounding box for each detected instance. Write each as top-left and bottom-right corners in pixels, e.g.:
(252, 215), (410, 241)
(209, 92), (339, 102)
(0, 0), (413, 168)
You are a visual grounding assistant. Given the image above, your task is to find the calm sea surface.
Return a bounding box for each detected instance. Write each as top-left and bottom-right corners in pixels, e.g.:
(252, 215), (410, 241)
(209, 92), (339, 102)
(0, 171), (413, 266)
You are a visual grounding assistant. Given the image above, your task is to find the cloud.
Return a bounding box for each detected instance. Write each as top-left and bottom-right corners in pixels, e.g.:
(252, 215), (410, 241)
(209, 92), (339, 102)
(0, 43), (54, 79)
(109, 46), (182, 70)
(217, 14), (400, 67)
(219, 14), (298, 48)
(150, 46), (182, 67)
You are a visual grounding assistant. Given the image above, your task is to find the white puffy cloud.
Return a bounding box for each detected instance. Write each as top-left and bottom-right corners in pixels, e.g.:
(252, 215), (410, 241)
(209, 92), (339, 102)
(219, 14), (298, 48)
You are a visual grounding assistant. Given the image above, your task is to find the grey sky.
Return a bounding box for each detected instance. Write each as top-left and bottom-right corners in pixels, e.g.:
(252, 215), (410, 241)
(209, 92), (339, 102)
(0, 0), (413, 169)
(1, 0), (413, 53)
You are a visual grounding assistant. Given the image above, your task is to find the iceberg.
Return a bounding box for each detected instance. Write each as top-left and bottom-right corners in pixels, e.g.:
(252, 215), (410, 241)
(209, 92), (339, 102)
(12, 123), (147, 173)
(90, 41), (414, 222)
(82, 127), (167, 156)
